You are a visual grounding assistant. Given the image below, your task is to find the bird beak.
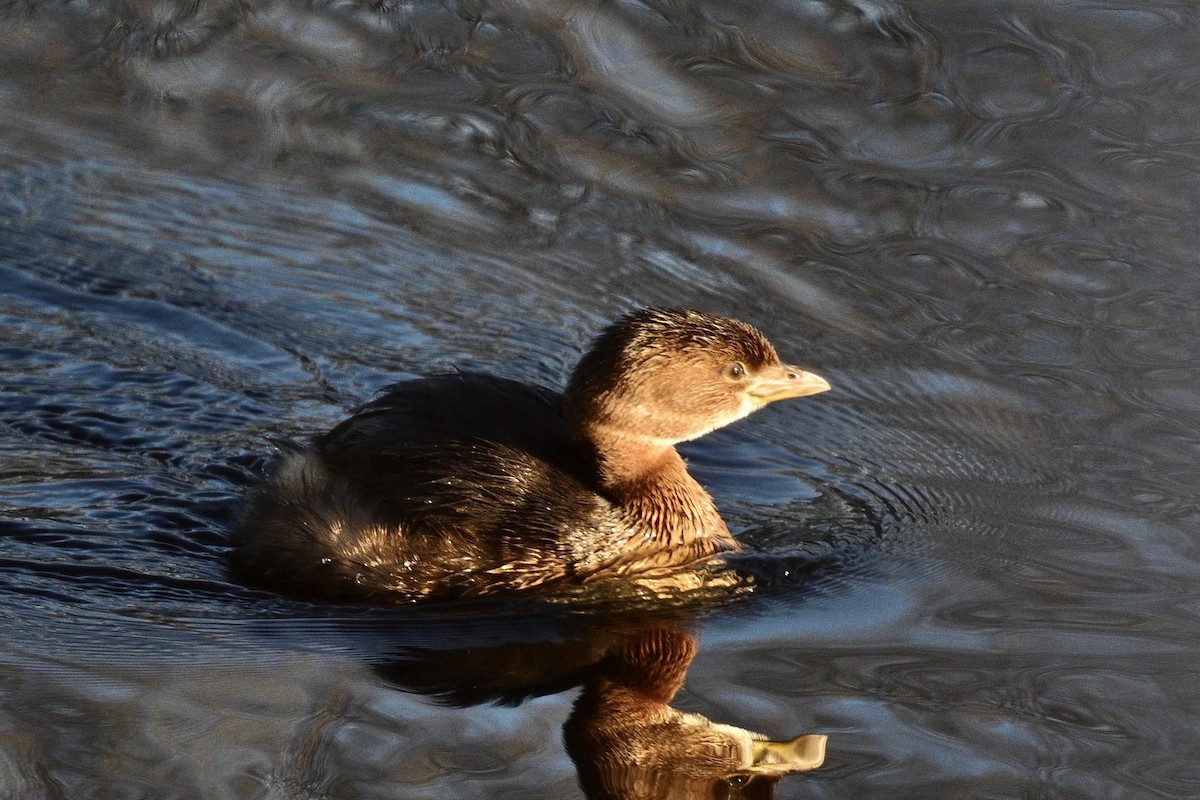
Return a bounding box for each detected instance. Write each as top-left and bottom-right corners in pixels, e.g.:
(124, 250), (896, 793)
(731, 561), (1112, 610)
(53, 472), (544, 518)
(749, 734), (828, 774)
(748, 364), (831, 404)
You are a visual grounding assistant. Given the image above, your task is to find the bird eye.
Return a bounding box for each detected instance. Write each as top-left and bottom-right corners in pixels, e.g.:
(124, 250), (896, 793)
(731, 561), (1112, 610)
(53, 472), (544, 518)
(727, 773), (751, 787)
(724, 362), (746, 381)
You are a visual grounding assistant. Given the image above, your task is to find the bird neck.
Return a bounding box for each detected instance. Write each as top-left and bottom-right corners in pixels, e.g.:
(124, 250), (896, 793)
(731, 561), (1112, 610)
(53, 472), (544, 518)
(582, 422), (733, 549)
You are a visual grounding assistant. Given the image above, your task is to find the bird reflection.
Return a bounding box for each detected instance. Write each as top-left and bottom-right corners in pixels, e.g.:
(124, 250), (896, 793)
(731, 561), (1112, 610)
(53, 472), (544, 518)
(375, 623), (825, 799)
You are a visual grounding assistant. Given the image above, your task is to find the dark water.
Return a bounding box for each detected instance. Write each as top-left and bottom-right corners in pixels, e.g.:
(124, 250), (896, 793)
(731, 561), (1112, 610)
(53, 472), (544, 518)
(2, 0), (1199, 797)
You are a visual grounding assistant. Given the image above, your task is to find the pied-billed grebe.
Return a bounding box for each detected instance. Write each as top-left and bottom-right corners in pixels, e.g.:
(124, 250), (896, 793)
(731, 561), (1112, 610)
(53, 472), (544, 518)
(231, 308), (830, 601)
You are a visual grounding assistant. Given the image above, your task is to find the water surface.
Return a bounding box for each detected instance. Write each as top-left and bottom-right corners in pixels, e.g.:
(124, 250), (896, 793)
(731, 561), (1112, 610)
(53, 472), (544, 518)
(2, 1), (1199, 797)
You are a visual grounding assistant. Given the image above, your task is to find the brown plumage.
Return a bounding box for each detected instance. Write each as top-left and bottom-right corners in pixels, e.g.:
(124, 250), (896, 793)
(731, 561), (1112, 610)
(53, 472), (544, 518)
(230, 308), (830, 602)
